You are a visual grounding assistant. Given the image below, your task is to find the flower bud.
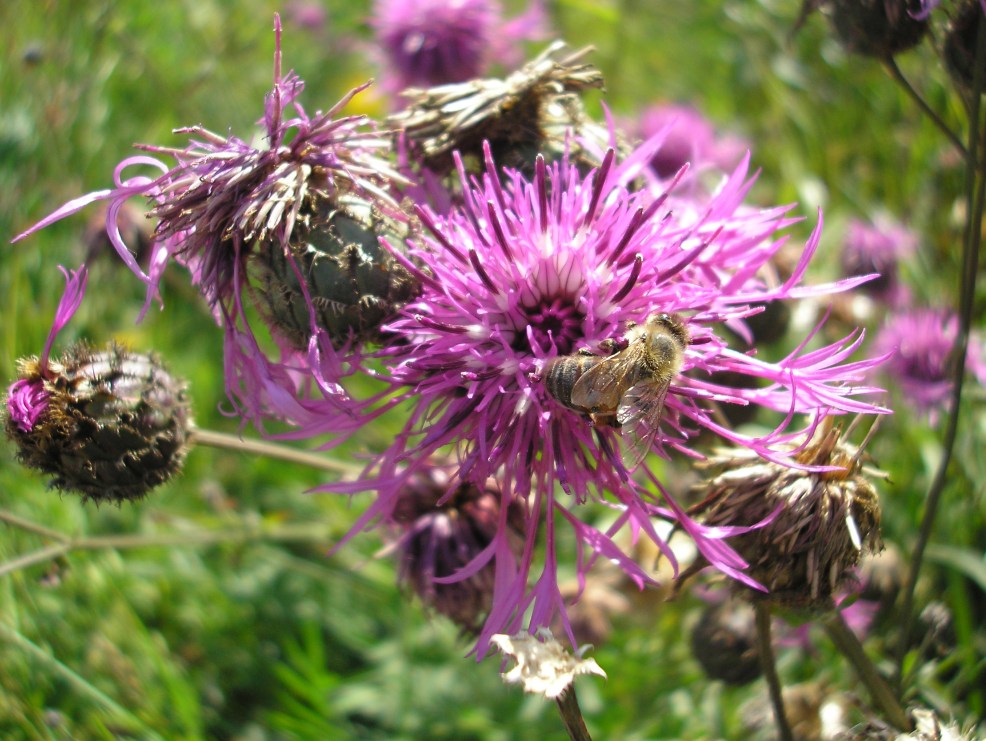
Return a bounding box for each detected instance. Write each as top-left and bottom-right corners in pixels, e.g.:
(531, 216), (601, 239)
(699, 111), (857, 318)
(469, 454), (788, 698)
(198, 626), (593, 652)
(250, 193), (420, 350)
(690, 599), (762, 685)
(389, 465), (526, 632)
(945, 2), (986, 94)
(4, 343), (191, 504)
(828, 0), (928, 58)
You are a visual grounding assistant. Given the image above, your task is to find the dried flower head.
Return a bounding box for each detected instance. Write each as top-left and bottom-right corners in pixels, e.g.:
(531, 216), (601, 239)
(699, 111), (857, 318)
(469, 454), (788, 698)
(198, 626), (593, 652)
(387, 463), (526, 632)
(687, 418), (884, 608)
(388, 42), (609, 177)
(4, 267), (191, 504)
(491, 628), (606, 699)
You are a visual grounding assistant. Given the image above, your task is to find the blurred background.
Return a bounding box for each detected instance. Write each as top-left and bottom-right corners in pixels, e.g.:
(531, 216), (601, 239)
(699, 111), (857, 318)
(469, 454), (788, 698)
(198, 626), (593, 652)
(1, 0), (983, 738)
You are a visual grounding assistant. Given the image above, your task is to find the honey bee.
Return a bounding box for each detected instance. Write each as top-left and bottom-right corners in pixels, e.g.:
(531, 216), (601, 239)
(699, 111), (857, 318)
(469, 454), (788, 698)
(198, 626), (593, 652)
(544, 314), (688, 470)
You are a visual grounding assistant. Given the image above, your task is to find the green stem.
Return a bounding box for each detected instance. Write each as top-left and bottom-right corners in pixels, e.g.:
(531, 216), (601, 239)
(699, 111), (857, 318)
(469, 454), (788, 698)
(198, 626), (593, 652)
(0, 510), (71, 542)
(556, 685), (592, 741)
(895, 10), (986, 689)
(754, 602), (794, 741)
(884, 57), (967, 157)
(0, 622), (156, 737)
(189, 427), (363, 475)
(0, 509), (339, 579)
(823, 609), (910, 731)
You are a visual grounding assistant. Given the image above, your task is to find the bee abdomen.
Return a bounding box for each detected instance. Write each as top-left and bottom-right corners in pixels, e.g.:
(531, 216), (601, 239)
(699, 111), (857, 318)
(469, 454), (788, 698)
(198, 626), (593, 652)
(544, 354), (600, 411)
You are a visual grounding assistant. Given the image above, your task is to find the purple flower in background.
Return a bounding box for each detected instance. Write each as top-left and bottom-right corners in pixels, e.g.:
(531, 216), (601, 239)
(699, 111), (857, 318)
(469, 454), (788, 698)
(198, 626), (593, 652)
(636, 104), (746, 181)
(841, 216), (915, 305)
(323, 142), (887, 652)
(370, 0), (546, 94)
(874, 308), (986, 419)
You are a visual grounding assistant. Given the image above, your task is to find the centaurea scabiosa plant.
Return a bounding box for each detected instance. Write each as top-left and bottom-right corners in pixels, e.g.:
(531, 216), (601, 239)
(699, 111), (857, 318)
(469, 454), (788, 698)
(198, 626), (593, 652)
(319, 137), (889, 653)
(13, 18), (408, 434)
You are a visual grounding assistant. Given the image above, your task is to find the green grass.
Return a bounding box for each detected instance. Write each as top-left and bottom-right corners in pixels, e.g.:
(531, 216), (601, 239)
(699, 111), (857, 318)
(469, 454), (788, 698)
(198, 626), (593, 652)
(1, 0), (985, 738)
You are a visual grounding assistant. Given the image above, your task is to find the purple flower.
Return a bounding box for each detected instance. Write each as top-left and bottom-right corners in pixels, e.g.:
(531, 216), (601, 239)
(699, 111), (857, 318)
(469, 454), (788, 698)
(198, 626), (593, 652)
(12, 18), (401, 432)
(320, 142), (888, 652)
(636, 104), (746, 181)
(370, 0), (547, 94)
(841, 216), (915, 305)
(874, 308), (986, 419)
(5, 264), (88, 433)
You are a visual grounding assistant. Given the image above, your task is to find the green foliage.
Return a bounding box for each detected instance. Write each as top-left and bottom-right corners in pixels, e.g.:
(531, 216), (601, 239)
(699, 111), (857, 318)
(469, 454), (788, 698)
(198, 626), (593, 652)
(2, 0), (985, 739)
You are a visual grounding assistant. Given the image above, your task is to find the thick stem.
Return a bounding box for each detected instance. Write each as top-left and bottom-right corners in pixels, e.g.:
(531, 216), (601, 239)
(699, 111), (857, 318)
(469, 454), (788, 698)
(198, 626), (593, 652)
(556, 685), (592, 741)
(754, 602), (794, 741)
(189, 426), (363, 475)
(895, 11), (986, 688)
(823, 609), (910, 732)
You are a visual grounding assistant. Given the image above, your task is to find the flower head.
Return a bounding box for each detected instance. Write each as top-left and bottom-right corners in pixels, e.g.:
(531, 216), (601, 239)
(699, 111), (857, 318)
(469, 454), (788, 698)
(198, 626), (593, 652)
(686, 418), (884, 609)
(841, 216), (915, 305)
(12, 18), (406, 431)
(387, 462), (527, 632)
(874, 307), (986, 420)
(795, 0), (930, 57)
(3, 266), (191, 503)
(316, 141), (887, 650)
(636, 104), (746, 181)
(371, 0), (546, 94)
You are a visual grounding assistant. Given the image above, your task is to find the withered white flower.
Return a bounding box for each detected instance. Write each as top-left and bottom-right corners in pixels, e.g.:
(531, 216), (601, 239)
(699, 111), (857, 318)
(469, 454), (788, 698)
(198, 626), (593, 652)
(491, 628), (606, 700)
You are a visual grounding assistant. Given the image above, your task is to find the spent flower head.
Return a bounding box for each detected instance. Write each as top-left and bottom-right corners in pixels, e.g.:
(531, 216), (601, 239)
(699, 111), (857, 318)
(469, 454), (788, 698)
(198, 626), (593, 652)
(685, 417), (884, 609)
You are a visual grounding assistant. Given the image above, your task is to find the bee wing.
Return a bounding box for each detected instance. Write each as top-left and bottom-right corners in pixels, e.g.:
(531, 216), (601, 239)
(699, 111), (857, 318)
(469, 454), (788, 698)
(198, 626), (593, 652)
(570, 353), (639, 411)
(617, 380), (671, 471)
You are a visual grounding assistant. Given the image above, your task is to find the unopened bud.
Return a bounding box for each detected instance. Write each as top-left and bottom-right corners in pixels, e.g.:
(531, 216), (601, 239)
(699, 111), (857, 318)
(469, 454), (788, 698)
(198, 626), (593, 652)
(4, 343), (191, 504)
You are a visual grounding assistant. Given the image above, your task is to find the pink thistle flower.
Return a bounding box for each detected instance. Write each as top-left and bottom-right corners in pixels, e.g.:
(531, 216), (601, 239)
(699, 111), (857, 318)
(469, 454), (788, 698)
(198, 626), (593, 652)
(5, 264), (88, 433)
(636, 103), (746, 182)
(320, 142), (888, 652)
(11, 18), (403, 432)
(874, 307), (986, 420)
(841, 216), (915, 306)
(370, 0), (547, 94)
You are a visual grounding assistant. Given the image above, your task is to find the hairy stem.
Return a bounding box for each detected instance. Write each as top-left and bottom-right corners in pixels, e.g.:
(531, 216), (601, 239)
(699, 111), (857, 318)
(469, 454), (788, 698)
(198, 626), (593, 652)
(895, 11), (986, 688)
(754, 602), (794, 741)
